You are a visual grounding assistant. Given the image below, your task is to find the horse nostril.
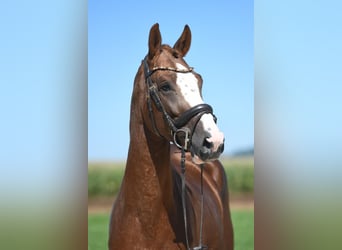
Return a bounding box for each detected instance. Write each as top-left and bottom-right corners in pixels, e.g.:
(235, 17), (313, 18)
(218, 143), (224, 153)
(202, 137), (213, 149)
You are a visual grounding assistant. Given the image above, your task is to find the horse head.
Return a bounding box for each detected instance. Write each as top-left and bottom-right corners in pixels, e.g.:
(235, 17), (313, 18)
(140, 23), (225, 164)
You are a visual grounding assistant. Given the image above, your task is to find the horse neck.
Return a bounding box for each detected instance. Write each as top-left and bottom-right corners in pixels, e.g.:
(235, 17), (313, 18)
(123, 86), (175, 218)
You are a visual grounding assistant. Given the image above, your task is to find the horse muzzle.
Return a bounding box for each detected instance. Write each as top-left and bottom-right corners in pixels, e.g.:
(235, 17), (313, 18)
(190, 113), (225, 164)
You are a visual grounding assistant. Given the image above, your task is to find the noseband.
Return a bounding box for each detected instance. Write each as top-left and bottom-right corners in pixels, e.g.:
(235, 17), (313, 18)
(143, 56), (216, 150)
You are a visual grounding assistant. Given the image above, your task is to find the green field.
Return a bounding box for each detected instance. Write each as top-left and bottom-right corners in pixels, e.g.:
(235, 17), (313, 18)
(89, 209), (254, 250)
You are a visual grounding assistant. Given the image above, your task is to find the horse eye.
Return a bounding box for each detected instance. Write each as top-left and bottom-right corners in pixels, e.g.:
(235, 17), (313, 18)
(160, 83), (172, 92)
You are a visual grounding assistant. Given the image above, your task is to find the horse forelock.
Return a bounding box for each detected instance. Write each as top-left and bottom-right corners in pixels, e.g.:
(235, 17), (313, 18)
(150, 45), (186, 69)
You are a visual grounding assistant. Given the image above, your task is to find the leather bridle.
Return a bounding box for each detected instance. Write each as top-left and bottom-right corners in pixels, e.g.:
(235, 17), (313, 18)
(143, 56), (216, 151)
(143, 56), (212, 249)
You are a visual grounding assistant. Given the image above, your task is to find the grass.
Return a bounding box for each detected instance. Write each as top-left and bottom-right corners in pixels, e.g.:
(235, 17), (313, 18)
(88, 209), (254, 250)
(222, 157), (254, 194)
(88, 213), (111, 250)
(232, 209), (254, 250)
(88, 166), (124, 197)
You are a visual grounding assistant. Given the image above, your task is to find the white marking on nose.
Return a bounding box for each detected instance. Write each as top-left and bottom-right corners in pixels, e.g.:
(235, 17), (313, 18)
(175, 63), (224, 152)
(200, 114), (224, 152)
(175, 63), (203, 107)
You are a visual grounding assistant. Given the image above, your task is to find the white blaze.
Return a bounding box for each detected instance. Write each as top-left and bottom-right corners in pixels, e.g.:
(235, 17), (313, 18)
(175, 63), (203, 106)
(175, 63), (224, 153)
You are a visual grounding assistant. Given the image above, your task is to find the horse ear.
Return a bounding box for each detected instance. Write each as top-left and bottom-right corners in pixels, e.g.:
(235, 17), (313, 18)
(173, 25), (191, 57)
(148, 23), (162, 60)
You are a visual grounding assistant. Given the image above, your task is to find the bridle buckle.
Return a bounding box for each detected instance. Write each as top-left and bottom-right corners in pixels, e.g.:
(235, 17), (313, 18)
(173, 127), (191, 151)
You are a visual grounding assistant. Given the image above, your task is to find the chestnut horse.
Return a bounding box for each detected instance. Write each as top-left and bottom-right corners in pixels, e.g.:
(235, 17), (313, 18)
(109, 23), (233, 250)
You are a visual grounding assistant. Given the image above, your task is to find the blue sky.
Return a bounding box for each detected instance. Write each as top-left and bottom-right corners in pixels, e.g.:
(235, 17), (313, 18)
(1, 2), (342, 248)
(89, 0), (254, 160)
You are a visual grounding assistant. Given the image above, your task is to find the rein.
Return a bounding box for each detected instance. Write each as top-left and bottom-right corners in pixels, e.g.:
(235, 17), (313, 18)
(143, 56), (209, 249)
(180, 145), (207, 250)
